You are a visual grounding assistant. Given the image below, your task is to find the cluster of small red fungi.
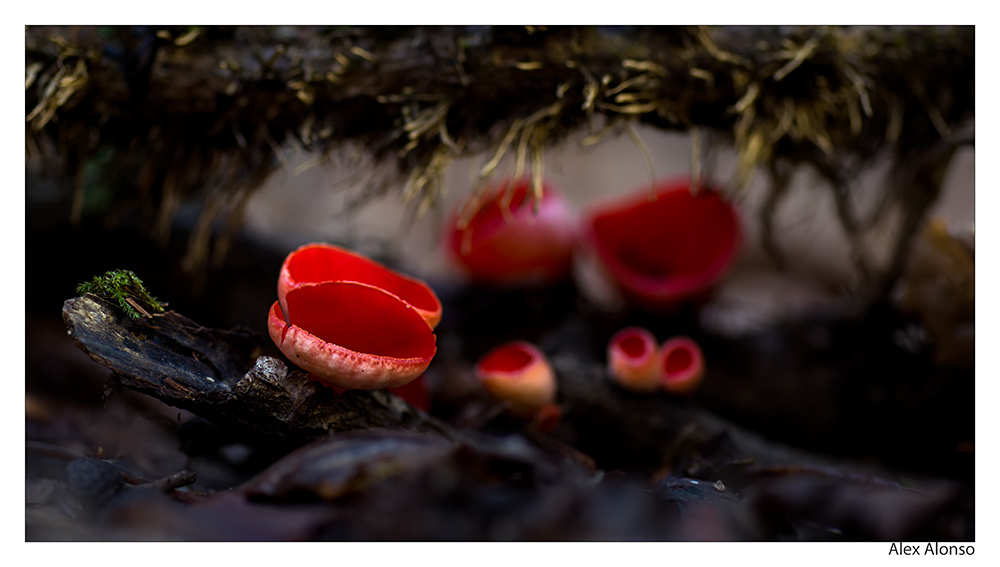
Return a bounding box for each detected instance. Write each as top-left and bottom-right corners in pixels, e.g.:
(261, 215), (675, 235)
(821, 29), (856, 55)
(267, 177), (740, 420)
(607, 327), (705, 395)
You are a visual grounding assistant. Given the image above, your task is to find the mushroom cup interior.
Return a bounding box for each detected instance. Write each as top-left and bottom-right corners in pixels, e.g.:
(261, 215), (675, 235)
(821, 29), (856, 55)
(664, 346), (694, 375)
(286, 245), (440, 316)
(478, 343), (535, 376)
(285, 282), (436, 361)
(451, 181), (538, 251)
(446, 179), (575, 285)
(618, 334), (652, 359)
(589, 183), (740, 291)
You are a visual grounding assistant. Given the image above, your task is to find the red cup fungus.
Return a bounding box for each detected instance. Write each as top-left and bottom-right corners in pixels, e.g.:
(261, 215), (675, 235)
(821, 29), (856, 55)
(447, 179), (576, 285)
(278, 242), (442, 329)
(474, 341), (556, 416)
(583, 178), (741, 311)
(607, 326), (661, 392)
(389, 373), (430, 411)
(268, 281), (437, 390)
(531, 403), (562, 434)
(659, 336), (705, 395)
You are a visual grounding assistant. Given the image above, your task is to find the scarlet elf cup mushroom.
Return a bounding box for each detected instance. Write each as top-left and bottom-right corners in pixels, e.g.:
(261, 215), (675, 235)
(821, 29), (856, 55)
(474, 341), (556, 416)
(659, 336), (705, 395)
(447, 179), (576, 286)
(389, 373), (430, 411)
(268, 281), (437, 390)
(607, 327), (661, 392)
(278, 242), (442, 329)
(583, 178), (741, 311)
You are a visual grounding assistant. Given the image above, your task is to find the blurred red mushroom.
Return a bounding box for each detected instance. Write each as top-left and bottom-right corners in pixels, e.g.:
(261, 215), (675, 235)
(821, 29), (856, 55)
(389, 374), (430, 411)
(582, 178), (741, 311)
(447, 179), (576, 286)
(607, 326), (661, 392)
(268, 281), (437, 390)
(474, 341), (556, 416)
(278, 242), (442, 329)
(659, 336), (705, 395)
(531, 403), (562, 434)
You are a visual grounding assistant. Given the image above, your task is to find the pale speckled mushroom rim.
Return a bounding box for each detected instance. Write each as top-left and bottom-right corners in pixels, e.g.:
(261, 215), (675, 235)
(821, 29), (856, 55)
(269, 281), (437, 367)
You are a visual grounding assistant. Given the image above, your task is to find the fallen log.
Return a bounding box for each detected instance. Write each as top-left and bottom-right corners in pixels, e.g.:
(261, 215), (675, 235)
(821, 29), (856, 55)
(62, 294), (457, 448)
(64, 291), (894, 478)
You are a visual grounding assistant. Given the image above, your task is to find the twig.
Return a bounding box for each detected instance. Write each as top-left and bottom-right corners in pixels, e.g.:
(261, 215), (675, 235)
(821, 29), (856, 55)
(761, 161), (792, 270)
(625, 121), (656, 200)
(151, 470), (198, 492)
(124, 297), (152, 319)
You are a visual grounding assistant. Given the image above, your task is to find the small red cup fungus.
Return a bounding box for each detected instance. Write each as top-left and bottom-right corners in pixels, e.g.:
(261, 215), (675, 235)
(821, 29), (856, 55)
(268, 281), (437, 390)
(659, 336), (705, 395)
(474, 341), (556, 416)
(389, 374), (430, 411)
(531, 403), (562, 433)
(447, 179), (576, 285)
(607, 326), (661, 392)
(278, 242), (442, 329)
(582, 178), (741, 311)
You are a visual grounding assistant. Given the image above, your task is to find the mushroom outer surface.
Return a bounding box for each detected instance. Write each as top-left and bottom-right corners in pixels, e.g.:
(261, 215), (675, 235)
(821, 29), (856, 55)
(583, 178), (741, 311)
(607, 327), (661, 392)
(447, 179), (576, 286)
(278, 242), (442, 329)
(389, 374), (430, 411)
(268, 281), (437, 390)
(474, 341), (556, 414)
(659, 336), (705, 395)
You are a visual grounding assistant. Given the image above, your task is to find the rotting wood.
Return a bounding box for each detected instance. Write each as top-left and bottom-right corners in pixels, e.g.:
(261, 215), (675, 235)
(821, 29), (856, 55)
(61, 292), (931, 484)
(550, 352), (896, 484)
(62, 294), (458, 449)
